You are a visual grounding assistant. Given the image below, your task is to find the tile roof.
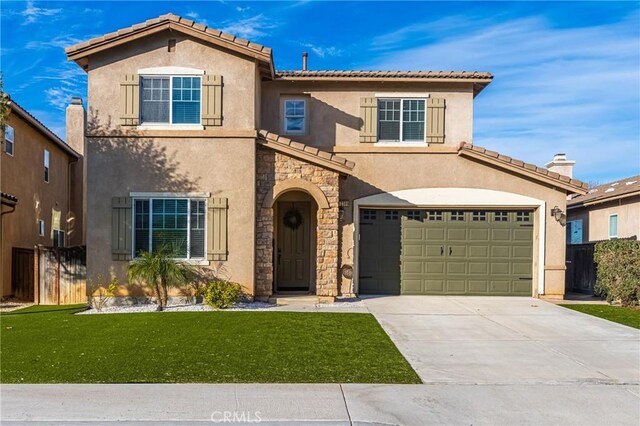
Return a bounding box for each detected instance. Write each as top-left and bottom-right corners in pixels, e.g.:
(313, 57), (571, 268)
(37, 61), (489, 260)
(457, 142), (588, 194)
(257, 130), (355, 175)
(6, 95), (80, 159)
(1, 192), (18, 205)
(276, 70), (493, 80)
(568, 175), (640, 206)
(65, 13), (272, 57)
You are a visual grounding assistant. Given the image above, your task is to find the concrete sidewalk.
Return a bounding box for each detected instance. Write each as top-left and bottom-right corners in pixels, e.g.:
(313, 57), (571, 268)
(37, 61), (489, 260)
(2, 383), (639, 425)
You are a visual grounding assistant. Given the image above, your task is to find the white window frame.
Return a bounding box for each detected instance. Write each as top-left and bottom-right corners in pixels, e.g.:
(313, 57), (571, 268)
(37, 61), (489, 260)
(44, 149), (50, 183)
(608, 214), (618, 239)
(139, 75), (203, 127)
(38, 219), (45, 237)
(53, 229), (65, 248)
(131, 196), (207, 261)
(376, 98), (427, 144)
(4, 125), (14, 156)
(282, 98), (307, 135)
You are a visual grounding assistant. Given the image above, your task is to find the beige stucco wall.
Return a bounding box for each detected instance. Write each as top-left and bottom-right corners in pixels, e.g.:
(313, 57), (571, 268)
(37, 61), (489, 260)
(336, 151), (569, 298)
(568, 196), (640, 242)
(1, 113), (77, 297)
(82, 30), (260, 296)
(87, 30), (259, 132)
(261, 81), (475, 148)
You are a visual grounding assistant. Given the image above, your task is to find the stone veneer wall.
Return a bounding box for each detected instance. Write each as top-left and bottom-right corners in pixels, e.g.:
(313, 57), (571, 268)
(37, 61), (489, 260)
(255, 146), (340, 301)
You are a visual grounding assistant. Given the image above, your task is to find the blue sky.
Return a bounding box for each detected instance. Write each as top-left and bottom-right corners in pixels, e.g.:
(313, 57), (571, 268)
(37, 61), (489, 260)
(1, 1), (639, 183)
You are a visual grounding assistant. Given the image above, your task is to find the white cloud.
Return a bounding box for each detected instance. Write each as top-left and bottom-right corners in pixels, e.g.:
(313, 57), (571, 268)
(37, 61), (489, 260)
(26, 35), (83, 50)
(302, 44), (343, 58)
(21, 0), (61, 25)
(219, 14), (276, 39)
(368, 14), (640, 182)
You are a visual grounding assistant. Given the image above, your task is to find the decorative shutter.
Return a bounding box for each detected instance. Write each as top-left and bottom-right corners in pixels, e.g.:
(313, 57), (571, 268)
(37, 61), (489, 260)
(359, 97), (377, 143)
(426, 98), (446, 144)
(111, 197), (132, 261)
(202, 75), (223, 126)
(120, 74), (140, 126)
(207, 197), (228, 261)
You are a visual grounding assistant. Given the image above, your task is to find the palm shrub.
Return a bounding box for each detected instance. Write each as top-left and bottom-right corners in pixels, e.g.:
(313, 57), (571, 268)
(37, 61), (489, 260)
(594, 240), (640, 306)
(127, 245), (193, 311)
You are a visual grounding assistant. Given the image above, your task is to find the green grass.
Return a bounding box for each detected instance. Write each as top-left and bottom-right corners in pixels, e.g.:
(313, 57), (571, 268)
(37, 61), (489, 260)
(0, 305), (420, 384)
(560, 304), (640, 329)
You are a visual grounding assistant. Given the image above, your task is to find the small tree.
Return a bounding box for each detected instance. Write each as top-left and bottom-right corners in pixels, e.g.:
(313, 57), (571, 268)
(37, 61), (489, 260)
(594, 240), (640, 306)
(127, 245), (192, 311)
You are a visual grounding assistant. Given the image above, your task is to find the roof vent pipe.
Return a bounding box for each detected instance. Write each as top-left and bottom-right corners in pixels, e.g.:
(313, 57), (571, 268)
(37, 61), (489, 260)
(302, 52), (308, 71)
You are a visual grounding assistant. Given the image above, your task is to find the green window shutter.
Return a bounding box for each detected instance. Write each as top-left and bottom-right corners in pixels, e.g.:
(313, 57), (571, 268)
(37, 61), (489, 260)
(426, 98), (446, 144)
(359, 97), (377, 143)
(120, 74), (140, 126)
(207, 197), (228, 261)
(111, 197), (132, 261)
(202, 75), (223, 126)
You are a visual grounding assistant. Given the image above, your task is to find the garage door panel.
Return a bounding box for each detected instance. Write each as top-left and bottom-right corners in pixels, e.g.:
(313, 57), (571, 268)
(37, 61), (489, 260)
(469, 280), (489, 292)
(491, 263), (510, 275)
(425, 229), (446, 240)
(492, 229), (511, 241)
(513, 246), (533, 258)
(448, 245), (467, 257)
(447, 229), (467, 241)
(469, 246), (489, 258)
(446, 280), (466, 293)
(403, 261), (423, 274)
(491, 246), (510, 258)
(469, 262), (489, 275)
(425, 245), (443, 257)
(403, 244), (423, 257)
(402, 279), (423, 293)
(512, 262), (532, 276)
(490, 281), (511, 293)
(403, 227), (423, 241)
(425, 261), (445, 274)
(513, 229), (533, 241)
(425, 280), (445, 292)
(513, 279), (532, 294)
(447, 262), (467, 274)
(469, 229), (489, 241)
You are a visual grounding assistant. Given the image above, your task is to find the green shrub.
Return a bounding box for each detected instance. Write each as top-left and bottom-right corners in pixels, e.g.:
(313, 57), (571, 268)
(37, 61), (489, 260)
(594, 240), (640, 306)
(204, 280), (244, 309)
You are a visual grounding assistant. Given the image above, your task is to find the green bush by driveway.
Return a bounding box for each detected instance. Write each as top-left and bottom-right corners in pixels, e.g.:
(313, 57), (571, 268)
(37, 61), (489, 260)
(560, 304), (640, 329)
(594, 240), (640, 306)
(0, 305), (420, 384)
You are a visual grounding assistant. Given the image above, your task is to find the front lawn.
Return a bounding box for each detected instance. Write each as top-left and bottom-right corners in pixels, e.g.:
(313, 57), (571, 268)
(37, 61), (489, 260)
(0, 305), (420, 384)
(560, 304), (640, 329)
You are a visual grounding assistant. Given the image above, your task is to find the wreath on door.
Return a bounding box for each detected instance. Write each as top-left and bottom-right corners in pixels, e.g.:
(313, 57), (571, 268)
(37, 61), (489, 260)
(283, 207), (304, 230)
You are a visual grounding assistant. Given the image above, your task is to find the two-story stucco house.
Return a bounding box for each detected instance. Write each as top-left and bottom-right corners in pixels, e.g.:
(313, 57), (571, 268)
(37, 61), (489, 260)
(65, 13), (587, 302)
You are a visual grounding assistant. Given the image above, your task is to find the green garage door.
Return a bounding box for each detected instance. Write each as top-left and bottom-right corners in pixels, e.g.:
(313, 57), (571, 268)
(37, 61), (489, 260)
(401, 210), (534, 296)
(358, 209), (534, 296)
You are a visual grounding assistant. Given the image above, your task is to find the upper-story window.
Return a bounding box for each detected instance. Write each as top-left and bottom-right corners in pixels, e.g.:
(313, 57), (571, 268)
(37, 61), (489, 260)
(140, 76), (201, 125)
(4, 125), (14, 156)
(44, 149), (50, 182)
(283, 99), (306, 134)
(609, 214), (618, 239)
(378, 99), (425, 142)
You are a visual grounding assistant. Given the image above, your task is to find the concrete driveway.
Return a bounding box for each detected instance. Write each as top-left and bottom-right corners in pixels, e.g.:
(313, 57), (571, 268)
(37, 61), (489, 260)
(363, 296), (640, 385)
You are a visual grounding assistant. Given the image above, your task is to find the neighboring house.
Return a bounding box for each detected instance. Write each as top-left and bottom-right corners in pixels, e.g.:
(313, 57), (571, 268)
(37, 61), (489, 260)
(65, 13), (587, 302)
(567, 176), (640, 244)
(1, 96), (84, 300)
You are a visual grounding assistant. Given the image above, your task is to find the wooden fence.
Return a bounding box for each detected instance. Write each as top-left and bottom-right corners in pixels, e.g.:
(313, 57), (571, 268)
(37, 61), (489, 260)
(565, 243), (597, 294)
(34, 246), (86, 305)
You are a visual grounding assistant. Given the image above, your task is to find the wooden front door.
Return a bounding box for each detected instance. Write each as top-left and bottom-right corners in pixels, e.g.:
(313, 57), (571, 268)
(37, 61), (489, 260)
(276, 201), (311, 291)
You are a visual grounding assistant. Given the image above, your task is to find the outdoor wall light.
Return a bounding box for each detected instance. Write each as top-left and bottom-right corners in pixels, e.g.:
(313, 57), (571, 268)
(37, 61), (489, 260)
(550, 206), (567, 226)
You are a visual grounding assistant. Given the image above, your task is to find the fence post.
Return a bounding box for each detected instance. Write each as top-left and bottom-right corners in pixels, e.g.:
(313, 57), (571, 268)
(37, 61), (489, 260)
(55, 248), (60, 305)
(33, 246), (40, 304)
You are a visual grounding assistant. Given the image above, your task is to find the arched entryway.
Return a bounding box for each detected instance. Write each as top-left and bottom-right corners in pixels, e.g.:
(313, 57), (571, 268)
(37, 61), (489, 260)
(273, 190), (318, 293)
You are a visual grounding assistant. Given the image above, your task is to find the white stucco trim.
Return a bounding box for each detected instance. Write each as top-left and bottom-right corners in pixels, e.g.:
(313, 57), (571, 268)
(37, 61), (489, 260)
(352, 188), (547, 296)
(136, 125), (204, 131)
(374, 93), (430, 98)
(137, 66), (205, 75)
(129, 192), (211, 198)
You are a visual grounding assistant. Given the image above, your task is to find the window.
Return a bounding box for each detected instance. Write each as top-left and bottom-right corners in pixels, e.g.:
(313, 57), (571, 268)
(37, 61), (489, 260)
(38, 220), (45, 237)
(472, 211), (487, 221)
(133, 198), (206, 259)
(385, 210), (399, 220)
(140, 76), (201, 124)
(406, 210), (422, 220)
(377, 99), (425, 142)
(4, 125), (14, 156)
(53, 229), (65, 248)
(566, 220), (583, 244)
(427, 210), (443, 221)
(516, 211), (530, 222)
(283, 99), (306, 134)
(450, 211), (465, 221)
(609, 214), (618, 239)
(494, 211), (509, 222)
(362, 209), (377, 221)
(44, 149), (50, 182)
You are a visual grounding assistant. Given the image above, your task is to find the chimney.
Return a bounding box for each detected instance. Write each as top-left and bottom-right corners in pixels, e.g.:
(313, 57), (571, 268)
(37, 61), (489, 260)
(302, 52), (308, 71)
(66, 97), (87, 245)
(546, 153), (575, 178)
